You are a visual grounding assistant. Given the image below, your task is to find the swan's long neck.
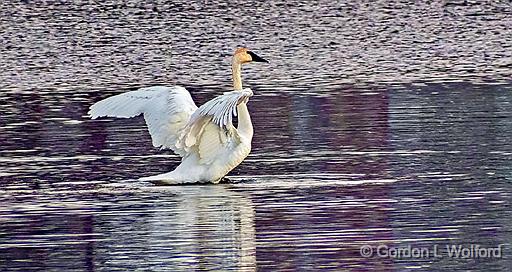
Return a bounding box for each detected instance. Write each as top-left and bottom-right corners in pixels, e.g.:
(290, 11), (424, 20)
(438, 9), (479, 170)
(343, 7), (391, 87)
(237, 102), (253, 140)
(232, 58), (243, 91)
(232, 56), (253, 140)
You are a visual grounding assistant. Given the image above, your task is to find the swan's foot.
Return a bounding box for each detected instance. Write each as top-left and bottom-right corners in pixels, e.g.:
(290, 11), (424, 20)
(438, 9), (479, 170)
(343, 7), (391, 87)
(219, 177), (232, 184)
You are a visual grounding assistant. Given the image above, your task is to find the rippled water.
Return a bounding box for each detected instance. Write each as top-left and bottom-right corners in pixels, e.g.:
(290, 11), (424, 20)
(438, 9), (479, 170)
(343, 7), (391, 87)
(1, 1), (512, 271)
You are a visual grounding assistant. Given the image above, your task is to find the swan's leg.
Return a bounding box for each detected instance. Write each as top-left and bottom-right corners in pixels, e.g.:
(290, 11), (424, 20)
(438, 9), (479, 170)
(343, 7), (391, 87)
(219, 177), (232, 184)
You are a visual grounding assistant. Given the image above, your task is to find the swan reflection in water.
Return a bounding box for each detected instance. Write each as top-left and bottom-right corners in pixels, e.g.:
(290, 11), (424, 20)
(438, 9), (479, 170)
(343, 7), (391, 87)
(94, 185), (256, 271)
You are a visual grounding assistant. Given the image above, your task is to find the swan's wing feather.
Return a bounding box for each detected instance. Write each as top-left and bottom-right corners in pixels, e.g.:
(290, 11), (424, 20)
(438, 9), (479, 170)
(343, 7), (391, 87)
(178, 88), (253, 164)
(198, 122), (226, 164)
(192, 88), (252, 128)
(88, 86), (197, 156)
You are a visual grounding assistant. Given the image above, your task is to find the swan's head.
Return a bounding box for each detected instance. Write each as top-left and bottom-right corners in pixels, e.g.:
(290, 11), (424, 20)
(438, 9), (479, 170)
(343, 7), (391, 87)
(234, 48), (268, 64)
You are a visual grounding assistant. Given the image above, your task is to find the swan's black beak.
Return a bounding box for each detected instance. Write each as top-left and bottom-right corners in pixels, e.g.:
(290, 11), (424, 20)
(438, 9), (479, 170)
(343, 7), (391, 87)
(247, 51), (269, 63)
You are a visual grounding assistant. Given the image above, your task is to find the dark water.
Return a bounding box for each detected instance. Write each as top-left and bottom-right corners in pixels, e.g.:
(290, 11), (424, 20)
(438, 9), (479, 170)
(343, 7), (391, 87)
(1, 1), (512, 271)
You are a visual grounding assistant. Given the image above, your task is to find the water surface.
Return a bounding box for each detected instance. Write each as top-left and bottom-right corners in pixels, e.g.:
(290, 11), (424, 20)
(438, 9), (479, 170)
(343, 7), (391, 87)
(1, 1), (511, 271)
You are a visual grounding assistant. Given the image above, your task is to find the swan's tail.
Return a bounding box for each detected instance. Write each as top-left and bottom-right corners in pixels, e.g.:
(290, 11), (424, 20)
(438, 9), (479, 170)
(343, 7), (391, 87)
(139, 172), (202, 185)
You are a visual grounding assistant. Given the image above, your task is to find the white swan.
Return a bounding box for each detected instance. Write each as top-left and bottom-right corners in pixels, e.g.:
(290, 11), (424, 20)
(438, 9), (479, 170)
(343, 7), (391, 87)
(88, 48), (268, 184)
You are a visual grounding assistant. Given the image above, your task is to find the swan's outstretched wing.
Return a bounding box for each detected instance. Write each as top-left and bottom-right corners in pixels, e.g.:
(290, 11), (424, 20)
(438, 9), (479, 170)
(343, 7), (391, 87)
(177, 88), (253, 164)
(88, 86), (197, 156)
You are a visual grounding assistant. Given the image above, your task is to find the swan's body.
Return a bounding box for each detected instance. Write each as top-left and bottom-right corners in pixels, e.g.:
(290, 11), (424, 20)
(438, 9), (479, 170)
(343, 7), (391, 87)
(88, 48), (267, 184)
